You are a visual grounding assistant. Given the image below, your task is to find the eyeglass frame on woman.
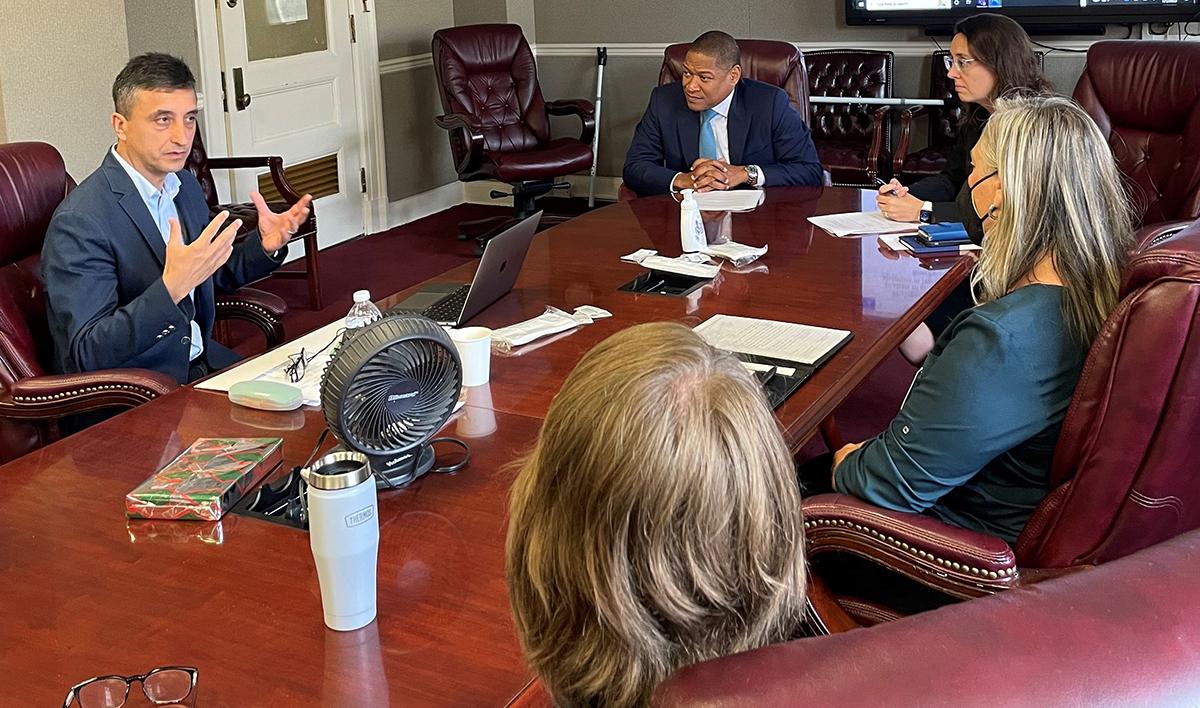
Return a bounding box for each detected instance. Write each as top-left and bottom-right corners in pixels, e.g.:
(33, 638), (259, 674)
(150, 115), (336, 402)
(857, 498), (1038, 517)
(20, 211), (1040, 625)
(63, 666), (198, 708)
(944, 54), (980, 72)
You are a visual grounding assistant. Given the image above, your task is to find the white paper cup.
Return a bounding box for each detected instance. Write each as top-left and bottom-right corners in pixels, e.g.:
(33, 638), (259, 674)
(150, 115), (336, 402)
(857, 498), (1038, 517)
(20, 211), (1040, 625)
(450, 326), (492, 387)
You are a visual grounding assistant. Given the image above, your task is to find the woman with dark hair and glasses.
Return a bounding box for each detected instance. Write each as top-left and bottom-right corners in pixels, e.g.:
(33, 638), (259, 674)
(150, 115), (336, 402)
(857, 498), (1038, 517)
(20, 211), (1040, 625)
(877, 13), (1052, 362)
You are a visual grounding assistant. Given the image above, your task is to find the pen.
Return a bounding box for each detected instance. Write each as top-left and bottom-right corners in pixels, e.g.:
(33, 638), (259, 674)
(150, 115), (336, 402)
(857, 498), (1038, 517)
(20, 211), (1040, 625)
(874, 176), (898, 197)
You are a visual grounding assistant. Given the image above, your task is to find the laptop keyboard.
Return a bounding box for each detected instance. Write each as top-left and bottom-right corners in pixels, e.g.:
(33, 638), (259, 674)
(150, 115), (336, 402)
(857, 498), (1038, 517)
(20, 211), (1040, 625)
(423, 285), (470, 323)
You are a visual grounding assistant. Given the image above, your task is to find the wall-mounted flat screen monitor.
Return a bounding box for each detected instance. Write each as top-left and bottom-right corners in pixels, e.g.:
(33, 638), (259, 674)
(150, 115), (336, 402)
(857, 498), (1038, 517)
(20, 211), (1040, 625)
(846, 0), (1198, 30)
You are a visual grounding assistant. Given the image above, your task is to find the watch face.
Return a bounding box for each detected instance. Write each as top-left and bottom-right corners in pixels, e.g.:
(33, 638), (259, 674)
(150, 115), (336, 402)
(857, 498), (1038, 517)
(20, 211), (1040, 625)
(919, 210), (932, 224)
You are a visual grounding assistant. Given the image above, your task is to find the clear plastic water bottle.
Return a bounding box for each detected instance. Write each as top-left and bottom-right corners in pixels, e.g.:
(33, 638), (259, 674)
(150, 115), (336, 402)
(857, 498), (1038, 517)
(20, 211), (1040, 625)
(345, 290), (382, 329)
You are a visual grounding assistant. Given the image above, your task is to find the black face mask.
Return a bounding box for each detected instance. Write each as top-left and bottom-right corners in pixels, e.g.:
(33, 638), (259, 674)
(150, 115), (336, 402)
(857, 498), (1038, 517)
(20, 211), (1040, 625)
(956, 170), (998, 247)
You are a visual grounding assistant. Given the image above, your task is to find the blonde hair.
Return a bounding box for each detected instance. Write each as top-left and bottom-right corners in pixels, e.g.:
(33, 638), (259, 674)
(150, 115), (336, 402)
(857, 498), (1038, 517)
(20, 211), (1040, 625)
(506, 322), (807, 708)
(971, 93), (1133, 344)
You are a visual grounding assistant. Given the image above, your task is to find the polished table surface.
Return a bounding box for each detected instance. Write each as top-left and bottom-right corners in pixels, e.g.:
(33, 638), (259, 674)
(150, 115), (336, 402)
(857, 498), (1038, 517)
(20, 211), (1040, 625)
(0, 188), (969, 706)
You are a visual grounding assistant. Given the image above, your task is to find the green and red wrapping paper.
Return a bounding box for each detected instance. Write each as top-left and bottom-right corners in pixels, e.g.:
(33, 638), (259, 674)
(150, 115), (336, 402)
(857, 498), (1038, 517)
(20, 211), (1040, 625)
(125, 438), (283, 521)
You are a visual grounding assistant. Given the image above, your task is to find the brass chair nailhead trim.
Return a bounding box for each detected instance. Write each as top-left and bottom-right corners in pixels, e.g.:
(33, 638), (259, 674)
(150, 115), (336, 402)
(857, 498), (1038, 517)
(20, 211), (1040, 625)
(13, 383), (161, 403)
(803, 518), (1017, 578)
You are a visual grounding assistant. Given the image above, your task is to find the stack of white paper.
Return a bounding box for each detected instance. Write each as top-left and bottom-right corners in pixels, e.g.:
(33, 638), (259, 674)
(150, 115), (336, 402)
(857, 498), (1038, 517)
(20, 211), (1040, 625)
(808, 211), (920, 238)
(694, 314), (851, 366)
(693, 189), (766, 212)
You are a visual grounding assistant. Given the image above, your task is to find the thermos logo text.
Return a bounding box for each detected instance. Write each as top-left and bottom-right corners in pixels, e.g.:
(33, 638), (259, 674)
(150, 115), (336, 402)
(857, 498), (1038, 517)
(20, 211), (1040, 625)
(345, 505), (375, 528)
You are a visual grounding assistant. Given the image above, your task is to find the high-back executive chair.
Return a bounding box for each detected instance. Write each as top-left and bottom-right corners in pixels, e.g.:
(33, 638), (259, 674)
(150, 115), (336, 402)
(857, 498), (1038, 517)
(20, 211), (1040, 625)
(183, 130), (323, 310)
(0, 141), (286, 464)
(803, 49), (893, 187)
(653, 529), (1200, 707)
(1073, 40), (1200, 226)
(802, 218), (1200, 628)
(658, 39), (811, 121)
(431, 24), (595, 252)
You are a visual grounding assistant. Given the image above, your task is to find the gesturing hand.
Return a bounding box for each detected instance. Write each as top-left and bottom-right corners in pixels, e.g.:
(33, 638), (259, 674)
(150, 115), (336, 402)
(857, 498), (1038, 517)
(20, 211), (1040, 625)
(252, 191), (313, 254)
(162, 211), (242, 303)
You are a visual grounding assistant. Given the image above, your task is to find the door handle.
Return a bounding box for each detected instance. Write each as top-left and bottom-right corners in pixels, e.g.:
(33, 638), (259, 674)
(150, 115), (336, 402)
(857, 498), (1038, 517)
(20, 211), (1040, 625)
(233, 67), (252, 111)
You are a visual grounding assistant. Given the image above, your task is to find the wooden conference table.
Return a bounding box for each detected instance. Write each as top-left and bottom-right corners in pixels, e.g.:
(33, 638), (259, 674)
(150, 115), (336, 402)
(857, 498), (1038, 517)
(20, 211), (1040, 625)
(0, 187), (970, 706)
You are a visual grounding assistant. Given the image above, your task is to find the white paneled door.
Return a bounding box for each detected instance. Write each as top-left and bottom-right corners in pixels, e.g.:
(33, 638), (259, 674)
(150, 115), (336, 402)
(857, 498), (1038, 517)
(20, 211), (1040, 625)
(217, 0), (365, 249)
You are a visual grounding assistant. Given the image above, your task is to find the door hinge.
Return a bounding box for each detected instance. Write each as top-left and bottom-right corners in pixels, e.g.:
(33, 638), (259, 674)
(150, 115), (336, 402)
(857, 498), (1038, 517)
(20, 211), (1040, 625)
(362, 0), (370, 11)
(219, 71), (229, 112)
(349, 14), (357, 43)
(360, 167), (367, 193)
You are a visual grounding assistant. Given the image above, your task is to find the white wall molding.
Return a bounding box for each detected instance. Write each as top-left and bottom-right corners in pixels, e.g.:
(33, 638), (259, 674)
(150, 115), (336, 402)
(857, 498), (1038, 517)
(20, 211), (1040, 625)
(385, 182), (467, 232)
(531, 39), (1101, 58)
(379, 53), (434, 75)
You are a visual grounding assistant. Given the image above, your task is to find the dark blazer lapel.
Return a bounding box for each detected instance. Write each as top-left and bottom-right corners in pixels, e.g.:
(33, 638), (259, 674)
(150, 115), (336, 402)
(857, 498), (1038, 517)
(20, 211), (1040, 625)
(677, 86), (701, 168)
(102, 151), (167, 267)
(728, 83), (750, 165)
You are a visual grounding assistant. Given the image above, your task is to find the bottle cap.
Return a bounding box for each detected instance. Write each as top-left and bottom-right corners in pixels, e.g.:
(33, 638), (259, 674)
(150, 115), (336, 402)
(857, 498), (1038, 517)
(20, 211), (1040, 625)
(680, 188), (697, 205)
(353, 290), (371, 303)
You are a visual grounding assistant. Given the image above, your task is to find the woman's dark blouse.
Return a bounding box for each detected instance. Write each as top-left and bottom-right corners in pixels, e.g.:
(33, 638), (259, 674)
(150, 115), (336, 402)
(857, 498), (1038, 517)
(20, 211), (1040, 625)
(908, 109), (989, 224)
(835, 285), (1088, 541)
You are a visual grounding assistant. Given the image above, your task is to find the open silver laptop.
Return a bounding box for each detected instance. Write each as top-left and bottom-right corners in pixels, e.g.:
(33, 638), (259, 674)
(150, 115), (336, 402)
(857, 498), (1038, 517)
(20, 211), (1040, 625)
(389, 211), (542, 326)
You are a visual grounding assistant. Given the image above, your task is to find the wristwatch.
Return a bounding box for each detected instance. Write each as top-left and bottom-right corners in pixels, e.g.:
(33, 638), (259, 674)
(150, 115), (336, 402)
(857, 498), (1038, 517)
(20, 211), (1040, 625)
(919, 201), (934, 224)
(746, 165), (760, 187)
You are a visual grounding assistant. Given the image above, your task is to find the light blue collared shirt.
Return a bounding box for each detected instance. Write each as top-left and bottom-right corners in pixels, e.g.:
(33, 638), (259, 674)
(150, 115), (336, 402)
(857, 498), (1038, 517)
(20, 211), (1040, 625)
(111, 146), (203, 362)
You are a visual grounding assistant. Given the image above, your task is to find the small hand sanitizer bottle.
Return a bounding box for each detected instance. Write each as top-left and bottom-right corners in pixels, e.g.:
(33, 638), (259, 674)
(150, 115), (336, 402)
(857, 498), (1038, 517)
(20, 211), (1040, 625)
(679, 189), (706, 253)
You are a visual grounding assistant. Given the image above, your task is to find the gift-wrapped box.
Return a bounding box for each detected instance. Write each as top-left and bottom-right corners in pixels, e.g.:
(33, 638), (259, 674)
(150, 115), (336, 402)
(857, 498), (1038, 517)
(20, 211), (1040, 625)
(125, 438), (283, 521)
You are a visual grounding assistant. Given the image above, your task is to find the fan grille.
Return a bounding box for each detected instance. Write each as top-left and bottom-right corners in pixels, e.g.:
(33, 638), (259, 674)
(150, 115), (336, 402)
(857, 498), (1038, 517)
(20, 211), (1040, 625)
(321, 316), (462, 456)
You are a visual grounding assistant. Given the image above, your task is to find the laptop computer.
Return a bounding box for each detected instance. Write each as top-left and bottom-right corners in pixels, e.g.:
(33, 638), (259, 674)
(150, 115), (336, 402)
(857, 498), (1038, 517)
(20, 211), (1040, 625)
(388, 211), (542, 326)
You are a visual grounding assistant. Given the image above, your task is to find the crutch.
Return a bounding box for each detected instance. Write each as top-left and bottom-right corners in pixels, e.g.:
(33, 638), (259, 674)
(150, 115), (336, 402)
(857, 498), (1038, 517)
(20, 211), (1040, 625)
(587, 46), (608, 208)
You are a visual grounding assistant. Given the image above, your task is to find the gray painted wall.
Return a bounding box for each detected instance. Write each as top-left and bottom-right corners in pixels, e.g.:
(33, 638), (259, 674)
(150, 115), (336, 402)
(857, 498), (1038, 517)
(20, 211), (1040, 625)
(455, 0), (508, 27)
(125, 0), (202, 70)
(0, 1), (131, 178)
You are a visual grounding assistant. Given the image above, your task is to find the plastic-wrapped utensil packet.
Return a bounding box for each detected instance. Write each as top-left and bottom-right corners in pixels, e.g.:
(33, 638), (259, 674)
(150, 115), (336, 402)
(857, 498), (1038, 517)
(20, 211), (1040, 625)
(492, 305), (613, 352)
(701, 241), (768, 267)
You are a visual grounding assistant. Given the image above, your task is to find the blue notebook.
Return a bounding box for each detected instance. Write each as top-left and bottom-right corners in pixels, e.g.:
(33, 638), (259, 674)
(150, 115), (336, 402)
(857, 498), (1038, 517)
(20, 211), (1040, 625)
(900, 235), (978, 256)
(917, 222), (969, 245)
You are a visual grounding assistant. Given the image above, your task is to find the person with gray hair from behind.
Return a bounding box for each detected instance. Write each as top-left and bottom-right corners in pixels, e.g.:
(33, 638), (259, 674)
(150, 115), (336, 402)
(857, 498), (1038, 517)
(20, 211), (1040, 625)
(506, 321), (808, 707)
(623, 30), (824, 197)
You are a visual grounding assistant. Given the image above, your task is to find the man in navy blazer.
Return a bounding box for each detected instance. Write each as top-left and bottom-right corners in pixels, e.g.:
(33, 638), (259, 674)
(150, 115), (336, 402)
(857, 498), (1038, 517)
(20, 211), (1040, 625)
(42, 54), (312, 384)
(623, 31), (823, 197)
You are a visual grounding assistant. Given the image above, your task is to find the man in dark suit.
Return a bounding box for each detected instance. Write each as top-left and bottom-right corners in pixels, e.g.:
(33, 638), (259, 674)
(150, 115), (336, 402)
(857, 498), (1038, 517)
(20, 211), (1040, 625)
(623, 31), (823, 197)
(42, 53), (312, 384)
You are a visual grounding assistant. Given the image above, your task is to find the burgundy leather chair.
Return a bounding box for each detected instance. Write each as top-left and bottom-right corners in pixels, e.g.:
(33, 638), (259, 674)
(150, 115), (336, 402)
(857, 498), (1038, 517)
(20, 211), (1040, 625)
(0, 141), (286, 464)
(1073, 40), (1200, 226)
(183, 130), (323, 310)
(804, 49), (893, 187)
(431, 24), (595, 252)
(657, 39), (811, 122)
(801, 218), (1200, 626)
(654, 528), (1200, 707)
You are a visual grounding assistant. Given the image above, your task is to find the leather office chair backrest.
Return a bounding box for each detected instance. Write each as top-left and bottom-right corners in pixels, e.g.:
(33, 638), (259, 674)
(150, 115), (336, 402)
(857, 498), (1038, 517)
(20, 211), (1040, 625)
(0, 142), (73, 386)
(1073, 40), (1200, 225)
(1015, 219), (1200, 567)
(183, 129), (221, 210)
(658, 40), (810, 120)
(431, 23), (551, 167)
(802, 50), (892, 144)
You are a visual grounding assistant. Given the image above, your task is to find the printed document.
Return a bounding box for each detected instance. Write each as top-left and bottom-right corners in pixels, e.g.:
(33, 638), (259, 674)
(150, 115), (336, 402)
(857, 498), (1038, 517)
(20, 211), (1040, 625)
(808, 211), (920, 238)
(694, 314), (851, 365)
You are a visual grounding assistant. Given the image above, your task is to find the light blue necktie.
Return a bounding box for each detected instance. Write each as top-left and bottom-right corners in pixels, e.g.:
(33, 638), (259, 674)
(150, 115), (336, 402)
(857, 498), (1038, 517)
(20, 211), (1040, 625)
(699, 108), (720, 160)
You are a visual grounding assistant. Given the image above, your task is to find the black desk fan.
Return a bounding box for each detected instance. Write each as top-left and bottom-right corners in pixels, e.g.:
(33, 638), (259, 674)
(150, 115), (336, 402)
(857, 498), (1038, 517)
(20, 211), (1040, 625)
(319, 314), (466, 488)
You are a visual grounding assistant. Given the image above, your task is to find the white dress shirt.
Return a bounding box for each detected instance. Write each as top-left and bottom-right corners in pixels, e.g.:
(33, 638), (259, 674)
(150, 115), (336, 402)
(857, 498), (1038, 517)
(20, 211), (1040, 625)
(671, 86), (765, 192)
(111, 147), (204, 362)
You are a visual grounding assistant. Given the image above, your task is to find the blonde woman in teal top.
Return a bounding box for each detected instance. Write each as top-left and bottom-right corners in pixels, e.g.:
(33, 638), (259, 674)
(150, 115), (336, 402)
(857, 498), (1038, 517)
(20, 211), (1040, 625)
(832, 94), (1133, 542)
